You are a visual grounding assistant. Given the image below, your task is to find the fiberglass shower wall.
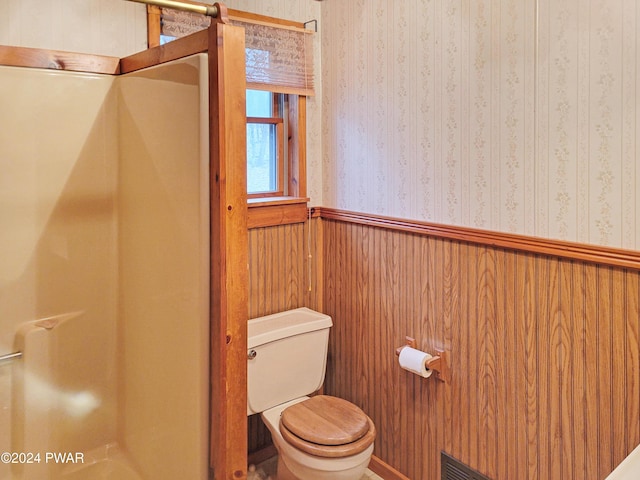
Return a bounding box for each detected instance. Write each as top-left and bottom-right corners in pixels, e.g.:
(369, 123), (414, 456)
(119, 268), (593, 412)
(0, 66), (118, 480)
(0, 54), (209, 480)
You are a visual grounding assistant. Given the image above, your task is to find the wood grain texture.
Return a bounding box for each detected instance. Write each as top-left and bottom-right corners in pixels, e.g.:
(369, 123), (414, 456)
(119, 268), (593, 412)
(207, 18), (249, 480)
(316, 208), (640, 271)
(120, 29), (208, 74)
(0, 45), (120, 74)
(321, 216), (640, 480)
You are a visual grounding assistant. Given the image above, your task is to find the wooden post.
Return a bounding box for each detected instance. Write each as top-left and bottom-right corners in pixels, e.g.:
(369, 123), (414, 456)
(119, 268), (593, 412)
(208, 4), (248, 479)
(146, 5), (161, 48)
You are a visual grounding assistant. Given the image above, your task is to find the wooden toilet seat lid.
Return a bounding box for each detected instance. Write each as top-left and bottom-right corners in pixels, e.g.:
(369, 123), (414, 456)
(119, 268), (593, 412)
(281, 395), (369, 445)
(280, 395), (370, 446)
(279, 396), (376, 458)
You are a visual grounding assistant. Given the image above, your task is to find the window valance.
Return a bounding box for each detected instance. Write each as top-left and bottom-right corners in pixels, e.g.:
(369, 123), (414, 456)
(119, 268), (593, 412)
(160, 7), (315, 96)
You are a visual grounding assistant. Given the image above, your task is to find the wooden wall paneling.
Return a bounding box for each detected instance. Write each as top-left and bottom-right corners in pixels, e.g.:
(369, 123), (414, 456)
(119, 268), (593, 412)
(386, 228), (401, 469)
(315, 207), (640, 271)
(612, 268), (627, 469)
(482, 246), (499, 478)
(523, 253), (539, 480)
(458, 242), (473, 468)
(514, 252), (531, 479)
(354, 223), (368, 417)
(320, 216), (640, 479)
(368, 223), (382, 463)
(584, 264), (599, 479)
(535, 255), (551, 480)
(597, 267), (614, 478)
(429, 236), (444, 476)
(443, 232), (458, 462)
(394, 229), (406, 472)
(495, 248), (511, 480)
(311, 215), (323, 312)
(323, 219), (336, 394)
(557, 259), (572, 480)
(248, 223), (308, 319)
(416, 232), (430, 477)
(572, 262), (588, 478)
(626, 272), (640, 454)
(467, 243), (480, 472)
(548, 258), (562, 480)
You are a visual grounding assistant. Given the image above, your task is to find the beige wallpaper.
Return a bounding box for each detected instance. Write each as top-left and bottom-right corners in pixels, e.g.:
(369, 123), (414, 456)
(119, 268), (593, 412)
(321, 0), (640, 250)
(0, 0), (147, 57)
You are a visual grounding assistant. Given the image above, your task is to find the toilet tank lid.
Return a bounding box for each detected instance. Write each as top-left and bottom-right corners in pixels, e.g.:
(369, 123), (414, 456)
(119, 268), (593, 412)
(248, 308), (333, 348)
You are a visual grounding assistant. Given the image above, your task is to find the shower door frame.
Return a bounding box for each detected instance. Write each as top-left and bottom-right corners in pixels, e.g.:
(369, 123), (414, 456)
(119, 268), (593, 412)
(0, 5), (249, 479)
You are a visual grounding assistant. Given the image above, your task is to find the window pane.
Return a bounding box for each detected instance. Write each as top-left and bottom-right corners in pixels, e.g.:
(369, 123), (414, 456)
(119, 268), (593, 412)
(247, 123), (277, 193)
(246, 89), (272, 117)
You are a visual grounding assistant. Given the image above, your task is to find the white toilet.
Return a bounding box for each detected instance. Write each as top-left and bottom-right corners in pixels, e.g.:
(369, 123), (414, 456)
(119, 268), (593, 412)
(247, 308), (376, 480)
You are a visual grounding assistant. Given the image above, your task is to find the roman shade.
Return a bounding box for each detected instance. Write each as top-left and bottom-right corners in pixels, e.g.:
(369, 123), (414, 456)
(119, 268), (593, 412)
(160, 7), (315, 96)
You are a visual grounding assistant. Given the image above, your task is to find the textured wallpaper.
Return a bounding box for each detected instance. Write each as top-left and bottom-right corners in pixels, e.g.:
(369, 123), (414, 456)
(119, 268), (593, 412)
(0, 0), (147, 57)
(321, 0), (640, 250)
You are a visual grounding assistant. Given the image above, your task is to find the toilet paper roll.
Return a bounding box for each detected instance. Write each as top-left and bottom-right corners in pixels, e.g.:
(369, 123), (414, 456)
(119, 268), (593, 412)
(398, 346), (433, 378)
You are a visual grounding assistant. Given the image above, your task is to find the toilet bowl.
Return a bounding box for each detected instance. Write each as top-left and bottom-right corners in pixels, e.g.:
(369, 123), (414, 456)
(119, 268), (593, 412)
(261, 397), (375, 480)
(247, 308), (377, 480)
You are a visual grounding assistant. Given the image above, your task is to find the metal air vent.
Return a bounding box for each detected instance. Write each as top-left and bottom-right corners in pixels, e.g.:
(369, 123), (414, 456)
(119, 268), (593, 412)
(442, 452), (492, 480)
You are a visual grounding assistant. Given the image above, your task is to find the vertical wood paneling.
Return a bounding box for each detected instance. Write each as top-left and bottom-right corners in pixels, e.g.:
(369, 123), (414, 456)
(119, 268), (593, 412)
(322, 218), (640, 480)
(626, 272), (640, 451)
(597, 267), (614, 478)
(584, 264), (599, 479)
(572, 263), (587, 478)
(612, 268), (627, 468)
(248, 221), (320, 319)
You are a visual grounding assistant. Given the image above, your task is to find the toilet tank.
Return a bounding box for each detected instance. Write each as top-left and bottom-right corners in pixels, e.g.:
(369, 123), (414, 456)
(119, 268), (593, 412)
(247, 308), (333, 416)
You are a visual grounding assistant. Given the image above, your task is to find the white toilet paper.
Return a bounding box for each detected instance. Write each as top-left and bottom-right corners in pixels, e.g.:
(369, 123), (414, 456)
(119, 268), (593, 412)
(398, 346), (433, 378)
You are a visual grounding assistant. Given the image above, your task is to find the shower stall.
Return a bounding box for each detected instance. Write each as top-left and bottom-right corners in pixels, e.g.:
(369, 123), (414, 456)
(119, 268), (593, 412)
(0, 8), (248, 479)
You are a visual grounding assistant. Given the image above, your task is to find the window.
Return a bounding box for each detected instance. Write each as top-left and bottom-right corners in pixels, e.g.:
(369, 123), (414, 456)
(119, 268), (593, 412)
(146, 5), (313, 227)
(246, 89), (285, 196)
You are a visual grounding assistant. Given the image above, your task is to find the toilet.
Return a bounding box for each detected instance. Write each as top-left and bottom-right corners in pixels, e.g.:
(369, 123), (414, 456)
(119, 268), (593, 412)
(247, 308), (376, 480)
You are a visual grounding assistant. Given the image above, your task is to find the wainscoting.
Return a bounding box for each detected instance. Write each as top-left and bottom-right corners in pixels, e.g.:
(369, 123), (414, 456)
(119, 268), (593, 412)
(247, 211), (640, 479)
(321, 212), (640, 480)
(248, 221), (321, 319)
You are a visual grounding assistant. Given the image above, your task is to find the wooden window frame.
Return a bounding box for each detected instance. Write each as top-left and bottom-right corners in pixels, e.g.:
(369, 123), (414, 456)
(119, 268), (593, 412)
(246, 91), (285, 198)
(246, 117), (284, 198)
(146, 5), (310, 229)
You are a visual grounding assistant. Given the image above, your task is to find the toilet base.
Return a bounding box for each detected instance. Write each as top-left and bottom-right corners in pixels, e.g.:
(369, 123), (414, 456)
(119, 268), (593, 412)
(276, 455), (298, 480)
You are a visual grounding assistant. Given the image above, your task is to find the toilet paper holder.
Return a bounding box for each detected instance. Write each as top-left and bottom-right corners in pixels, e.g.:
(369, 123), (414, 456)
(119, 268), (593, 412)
(395, 336), (448, 383)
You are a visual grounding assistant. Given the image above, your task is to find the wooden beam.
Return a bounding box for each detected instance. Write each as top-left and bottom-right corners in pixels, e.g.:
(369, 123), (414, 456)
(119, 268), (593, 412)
(120, 29), (208, 74)
(208, 3), (249, 479)
(147, 5), (162, 48)
(0, 45), (120, 74)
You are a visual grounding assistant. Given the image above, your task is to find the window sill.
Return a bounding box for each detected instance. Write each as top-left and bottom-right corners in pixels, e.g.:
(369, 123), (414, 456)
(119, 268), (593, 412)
(247, 196), (309, 229)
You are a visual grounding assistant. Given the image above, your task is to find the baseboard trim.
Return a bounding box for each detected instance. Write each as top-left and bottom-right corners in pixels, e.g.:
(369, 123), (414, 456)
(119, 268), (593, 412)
(368, 455), (411, 480)
(314, 207), (640, 271)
